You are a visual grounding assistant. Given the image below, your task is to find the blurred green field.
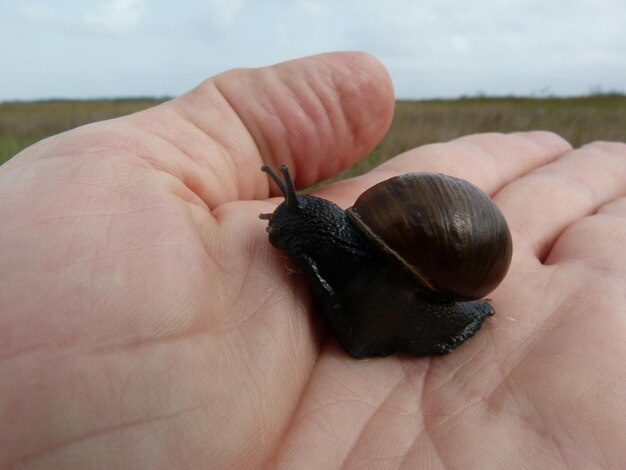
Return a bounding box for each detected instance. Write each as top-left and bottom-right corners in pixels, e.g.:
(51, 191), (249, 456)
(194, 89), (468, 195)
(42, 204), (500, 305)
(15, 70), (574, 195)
(1, 95), (625, 174)
(334, 94), (626, 181)
(0, 99), (165, 166)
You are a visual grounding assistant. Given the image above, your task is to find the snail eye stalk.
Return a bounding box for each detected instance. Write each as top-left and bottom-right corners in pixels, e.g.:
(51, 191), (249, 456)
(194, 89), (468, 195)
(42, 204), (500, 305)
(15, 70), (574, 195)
(261, 165), (287, 196)
(261, 164), (300, 214)
(278, 163), (300, 214)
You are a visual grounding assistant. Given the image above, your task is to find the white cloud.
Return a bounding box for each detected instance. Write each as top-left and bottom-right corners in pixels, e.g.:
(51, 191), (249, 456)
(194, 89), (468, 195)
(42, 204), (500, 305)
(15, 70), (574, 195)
(85, 0), (146, 34)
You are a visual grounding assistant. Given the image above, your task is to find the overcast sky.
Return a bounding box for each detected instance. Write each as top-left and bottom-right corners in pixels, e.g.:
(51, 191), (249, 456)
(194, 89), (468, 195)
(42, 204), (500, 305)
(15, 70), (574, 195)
(1, 0), (625, 101)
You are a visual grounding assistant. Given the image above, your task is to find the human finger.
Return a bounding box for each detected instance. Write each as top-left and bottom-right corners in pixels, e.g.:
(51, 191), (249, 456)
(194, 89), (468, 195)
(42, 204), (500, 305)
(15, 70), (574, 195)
(213, 52), (394, 191)
(495, 141), (626, 260)
(158, 51), (393, 207)
(315, 131), (571, 207)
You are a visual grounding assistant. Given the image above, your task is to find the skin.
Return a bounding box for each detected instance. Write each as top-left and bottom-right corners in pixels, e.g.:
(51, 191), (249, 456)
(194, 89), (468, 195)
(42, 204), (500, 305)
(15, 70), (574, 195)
(1, 51), (625, 469)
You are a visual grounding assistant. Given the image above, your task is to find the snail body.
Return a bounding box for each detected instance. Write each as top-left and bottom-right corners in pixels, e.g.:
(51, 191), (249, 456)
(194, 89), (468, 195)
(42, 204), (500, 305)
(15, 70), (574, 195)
(260, 164), (512, 358)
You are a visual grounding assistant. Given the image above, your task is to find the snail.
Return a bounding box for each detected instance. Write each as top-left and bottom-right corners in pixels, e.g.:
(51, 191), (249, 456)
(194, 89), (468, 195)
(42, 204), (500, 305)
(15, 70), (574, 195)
(259, 163), (513, 358)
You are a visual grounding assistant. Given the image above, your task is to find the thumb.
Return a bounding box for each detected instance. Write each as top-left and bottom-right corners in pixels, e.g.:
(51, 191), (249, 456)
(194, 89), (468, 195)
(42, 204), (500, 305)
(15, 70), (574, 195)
(167, 51), (394, 205)
(209, 51), (395, 193)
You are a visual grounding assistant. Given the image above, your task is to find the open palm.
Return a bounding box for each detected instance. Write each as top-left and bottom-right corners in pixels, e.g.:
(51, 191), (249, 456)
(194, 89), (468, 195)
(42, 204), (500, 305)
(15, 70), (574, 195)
(2, 52), (625, 469)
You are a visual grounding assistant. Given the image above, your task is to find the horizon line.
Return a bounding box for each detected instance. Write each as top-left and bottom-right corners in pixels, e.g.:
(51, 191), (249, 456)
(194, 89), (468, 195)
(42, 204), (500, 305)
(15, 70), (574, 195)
(2, 91), (626, 105)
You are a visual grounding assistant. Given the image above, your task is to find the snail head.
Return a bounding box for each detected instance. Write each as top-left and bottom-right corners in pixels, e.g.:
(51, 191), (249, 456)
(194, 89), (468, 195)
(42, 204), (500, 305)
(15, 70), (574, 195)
(259, 163), (346, 255)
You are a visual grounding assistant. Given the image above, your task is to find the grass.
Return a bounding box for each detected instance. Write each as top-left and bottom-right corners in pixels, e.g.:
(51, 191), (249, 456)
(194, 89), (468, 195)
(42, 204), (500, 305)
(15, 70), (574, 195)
(1, 95), (625, 176)
(0, 99), (165, 166)
(330, 94), (626, 182)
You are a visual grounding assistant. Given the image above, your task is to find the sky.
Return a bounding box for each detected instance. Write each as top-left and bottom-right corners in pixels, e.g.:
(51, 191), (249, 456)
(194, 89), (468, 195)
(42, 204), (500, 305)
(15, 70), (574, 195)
(1, 0), (625, 101)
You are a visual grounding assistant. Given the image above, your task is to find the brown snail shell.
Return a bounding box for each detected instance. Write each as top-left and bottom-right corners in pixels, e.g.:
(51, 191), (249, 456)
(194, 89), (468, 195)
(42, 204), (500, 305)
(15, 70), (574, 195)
(347, 172), (512, 301)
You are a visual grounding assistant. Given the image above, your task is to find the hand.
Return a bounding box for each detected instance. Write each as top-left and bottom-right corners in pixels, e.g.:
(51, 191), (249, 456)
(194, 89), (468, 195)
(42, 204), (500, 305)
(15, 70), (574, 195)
(1, 52), (624, 469)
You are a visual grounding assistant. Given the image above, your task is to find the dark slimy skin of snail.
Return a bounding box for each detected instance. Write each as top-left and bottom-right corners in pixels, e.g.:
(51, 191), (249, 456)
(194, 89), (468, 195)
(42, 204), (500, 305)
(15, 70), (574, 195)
(260, 164), (512, 358)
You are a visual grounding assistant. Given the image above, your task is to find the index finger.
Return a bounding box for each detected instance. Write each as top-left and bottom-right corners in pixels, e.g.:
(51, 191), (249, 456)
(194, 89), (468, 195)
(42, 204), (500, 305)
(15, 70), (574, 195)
(315, 131), (572, 208)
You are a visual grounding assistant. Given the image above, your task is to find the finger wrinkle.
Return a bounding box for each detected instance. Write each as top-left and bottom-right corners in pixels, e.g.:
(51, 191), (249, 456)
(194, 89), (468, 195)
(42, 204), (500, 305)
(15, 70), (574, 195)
(597, 196), (626, 219)
(278, 76), (335, 184)
(203, 79), (270, 200)
(509, 133), (571, 166)
(223, 72), (294, 179)
(302, 70), (347, 182)
(511, 225), (550, 262)
(511, 130), (573, 154)
(500, 142), (626, 261)
(129, 124), (229, 209)
(170, 103), (241, 174)
(551, 215), (626, 279)
(580, 140), (626, 155)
